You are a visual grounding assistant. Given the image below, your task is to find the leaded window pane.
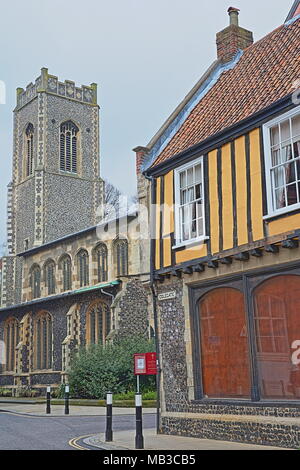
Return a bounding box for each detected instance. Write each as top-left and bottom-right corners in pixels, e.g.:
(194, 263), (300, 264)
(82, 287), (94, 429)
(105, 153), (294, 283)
(115, 240), (128, 277)
(95, 244), (108, 283)
(78, 251), (89, 287)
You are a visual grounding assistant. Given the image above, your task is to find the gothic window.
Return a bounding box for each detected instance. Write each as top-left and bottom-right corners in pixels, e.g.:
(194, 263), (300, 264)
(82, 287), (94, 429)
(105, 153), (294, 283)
(44, 260), (56, 295)
(25, 123), (34, 177)
(34, 311), (52, 370)
(77, 249), (89, 287)
(94, 243), (108, 283)
(4, 318), (19, 372)
(60, 255), (72, 292)
(60, 121), (79, 173)
(86, 301), (111, 346)
(30, 264), (41, 299)
(114, 239), (128, 277)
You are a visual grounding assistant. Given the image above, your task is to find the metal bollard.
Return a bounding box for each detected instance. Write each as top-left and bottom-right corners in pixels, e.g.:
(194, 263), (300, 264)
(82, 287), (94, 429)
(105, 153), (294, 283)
(105, 391), (113, 442)
(135, 393), (144, 449)
(65, 385), (70, 415)
(46, 386), (51, 414)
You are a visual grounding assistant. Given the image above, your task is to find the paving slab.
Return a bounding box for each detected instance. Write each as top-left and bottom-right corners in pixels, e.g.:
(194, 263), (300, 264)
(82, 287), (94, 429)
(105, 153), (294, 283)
(84, 428), (288, 451)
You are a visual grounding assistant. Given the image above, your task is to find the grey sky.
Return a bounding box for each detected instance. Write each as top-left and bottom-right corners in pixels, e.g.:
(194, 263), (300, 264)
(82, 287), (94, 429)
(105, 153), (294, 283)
(0, 0), (291, 247)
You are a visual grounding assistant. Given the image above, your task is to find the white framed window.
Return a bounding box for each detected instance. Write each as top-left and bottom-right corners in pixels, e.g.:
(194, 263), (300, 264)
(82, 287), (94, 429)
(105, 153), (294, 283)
(174, 156), (207, 247)
(263, 107), (300, 218)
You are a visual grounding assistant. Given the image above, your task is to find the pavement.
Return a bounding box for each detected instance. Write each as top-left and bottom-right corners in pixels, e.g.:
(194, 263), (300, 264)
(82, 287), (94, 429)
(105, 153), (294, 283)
(84, 428), (287, 451)
(0, 402), (156, 416)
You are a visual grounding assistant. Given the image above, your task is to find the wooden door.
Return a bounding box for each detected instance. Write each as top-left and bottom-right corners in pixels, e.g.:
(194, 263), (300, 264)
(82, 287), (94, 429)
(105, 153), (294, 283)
(199, 288), (251, 398)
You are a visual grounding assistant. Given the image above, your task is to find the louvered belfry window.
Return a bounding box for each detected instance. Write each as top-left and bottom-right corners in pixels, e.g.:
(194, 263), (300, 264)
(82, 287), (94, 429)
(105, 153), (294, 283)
(60, 121), (79, 173)
(25, 123), (34, 177)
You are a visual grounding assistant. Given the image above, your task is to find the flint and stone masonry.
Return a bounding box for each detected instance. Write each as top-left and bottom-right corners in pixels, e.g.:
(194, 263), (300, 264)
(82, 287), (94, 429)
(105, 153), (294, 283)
(0, 70), (152, 393)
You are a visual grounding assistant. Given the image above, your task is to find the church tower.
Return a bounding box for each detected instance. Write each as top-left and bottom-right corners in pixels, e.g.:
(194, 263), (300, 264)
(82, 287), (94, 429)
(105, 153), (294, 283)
(10, 68), (103, 253)
(2, 68), (103, 306)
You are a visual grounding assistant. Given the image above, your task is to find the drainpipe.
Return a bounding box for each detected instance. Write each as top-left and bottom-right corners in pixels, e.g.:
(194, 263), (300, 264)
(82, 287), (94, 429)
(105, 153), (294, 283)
(101, 288), (116, 332)
(100, 289), (115, 302)
(145, 172), (161, 435)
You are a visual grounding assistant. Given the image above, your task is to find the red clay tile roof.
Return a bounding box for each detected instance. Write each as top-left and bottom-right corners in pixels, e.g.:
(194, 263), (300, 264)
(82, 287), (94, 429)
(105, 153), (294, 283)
(152, 19), (300, 167)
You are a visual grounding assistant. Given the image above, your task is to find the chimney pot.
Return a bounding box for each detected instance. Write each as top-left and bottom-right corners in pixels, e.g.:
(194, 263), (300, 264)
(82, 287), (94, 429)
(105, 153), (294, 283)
(216, 8), (253, 63)
(228, 7), (240, 26)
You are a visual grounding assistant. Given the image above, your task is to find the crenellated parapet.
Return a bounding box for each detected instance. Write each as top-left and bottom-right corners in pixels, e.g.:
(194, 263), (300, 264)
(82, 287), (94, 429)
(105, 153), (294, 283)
(16, 68), (98, 110)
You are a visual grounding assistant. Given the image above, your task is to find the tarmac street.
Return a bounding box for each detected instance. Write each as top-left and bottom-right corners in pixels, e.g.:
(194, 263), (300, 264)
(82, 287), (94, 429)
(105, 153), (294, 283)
(0, 403), (288, 450)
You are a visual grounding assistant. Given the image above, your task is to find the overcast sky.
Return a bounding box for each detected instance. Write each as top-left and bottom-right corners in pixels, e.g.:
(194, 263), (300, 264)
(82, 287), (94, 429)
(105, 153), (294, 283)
(0, 0), (292, 247)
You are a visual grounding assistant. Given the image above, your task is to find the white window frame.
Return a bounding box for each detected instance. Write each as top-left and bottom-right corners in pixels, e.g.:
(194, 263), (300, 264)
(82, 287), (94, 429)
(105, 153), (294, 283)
(174, 156), (208, 248)
(263, 106), (300, 219)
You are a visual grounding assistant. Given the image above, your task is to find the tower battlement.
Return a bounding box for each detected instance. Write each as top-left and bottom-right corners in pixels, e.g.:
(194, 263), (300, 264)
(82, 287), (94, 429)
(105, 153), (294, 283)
(16, 68), (98, 110)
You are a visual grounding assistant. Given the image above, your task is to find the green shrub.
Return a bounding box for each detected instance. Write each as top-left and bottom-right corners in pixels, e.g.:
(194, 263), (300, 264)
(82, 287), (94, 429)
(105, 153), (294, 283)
(50, 384), (66, 399)
(68, 336), (156, 399)
(113, 390), (157, 401)
(15, 387), (41, 398)
(0, 387), (13, 397)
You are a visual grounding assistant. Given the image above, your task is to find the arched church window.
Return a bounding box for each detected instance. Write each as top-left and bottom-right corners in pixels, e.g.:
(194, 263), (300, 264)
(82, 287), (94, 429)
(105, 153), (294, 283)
(94, 243), (108, 283)
(114, 239), (128, 277)
(86, 301), (111, 346)
(60, 255), (72, 292)
(60, 121), (79, 173)
(77, 249), (89, 287)
(44, 260), (56, 296)
(4, 318), (19, 372)
(30, 264), (41, 299)
(25, 123), (34, 177)
(34, 311), (52, 370)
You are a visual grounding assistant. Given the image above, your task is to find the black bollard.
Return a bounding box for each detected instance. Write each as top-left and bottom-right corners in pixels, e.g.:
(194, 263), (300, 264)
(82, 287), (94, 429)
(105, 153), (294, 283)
(65, 385), (70, 415)
(105, 392), (113, 442)
(135, 393), (144, 449)
(46, 386), (51, 414)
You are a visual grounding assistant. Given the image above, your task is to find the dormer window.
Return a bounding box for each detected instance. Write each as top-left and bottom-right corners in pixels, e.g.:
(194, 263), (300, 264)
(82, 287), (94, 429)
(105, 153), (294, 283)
(60, 121), (79, 173)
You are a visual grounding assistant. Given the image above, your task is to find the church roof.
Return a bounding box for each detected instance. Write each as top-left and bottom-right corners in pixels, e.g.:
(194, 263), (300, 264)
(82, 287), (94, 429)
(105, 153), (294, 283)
(145, 15), (300, 170)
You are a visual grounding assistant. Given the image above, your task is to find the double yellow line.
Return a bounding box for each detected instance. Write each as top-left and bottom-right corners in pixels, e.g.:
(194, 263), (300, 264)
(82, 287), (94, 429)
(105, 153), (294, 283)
(68, 434), (95, 450)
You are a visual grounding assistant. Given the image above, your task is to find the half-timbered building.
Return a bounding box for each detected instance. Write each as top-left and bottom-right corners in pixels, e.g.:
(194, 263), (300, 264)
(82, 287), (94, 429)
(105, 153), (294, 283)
(135, 3), (300, 448)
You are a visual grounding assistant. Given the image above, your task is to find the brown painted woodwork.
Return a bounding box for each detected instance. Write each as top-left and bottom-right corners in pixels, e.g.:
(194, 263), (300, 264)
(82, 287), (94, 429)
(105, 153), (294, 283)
(199, 288), (251, 398)
(254, 275), (300, 400)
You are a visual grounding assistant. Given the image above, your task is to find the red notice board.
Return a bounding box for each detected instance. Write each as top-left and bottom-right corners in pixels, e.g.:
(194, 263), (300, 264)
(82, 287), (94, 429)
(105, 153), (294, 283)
(134, 352), (157, 376)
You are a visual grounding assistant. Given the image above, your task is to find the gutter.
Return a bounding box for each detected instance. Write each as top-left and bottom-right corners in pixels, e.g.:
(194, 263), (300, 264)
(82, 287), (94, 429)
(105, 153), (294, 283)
(0, 281), (121, 313)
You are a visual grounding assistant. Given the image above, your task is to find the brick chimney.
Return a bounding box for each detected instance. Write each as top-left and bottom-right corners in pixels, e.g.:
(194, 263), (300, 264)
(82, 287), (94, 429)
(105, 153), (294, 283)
(217, 7), (253, 64)
(133, 146), (149, 174)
